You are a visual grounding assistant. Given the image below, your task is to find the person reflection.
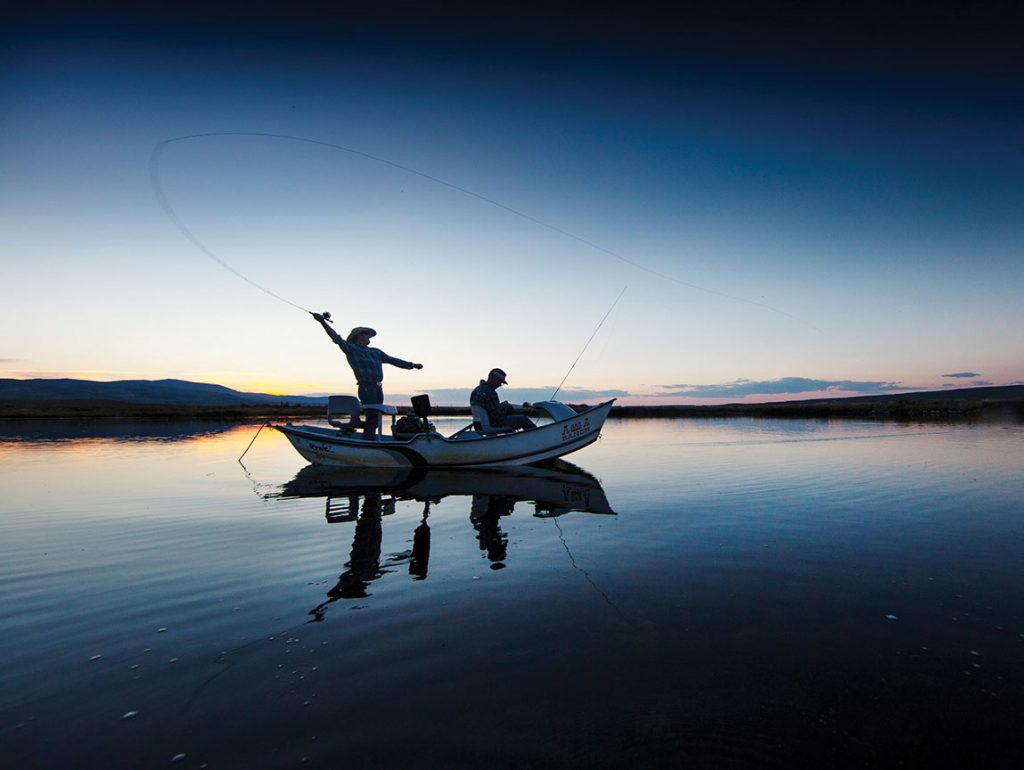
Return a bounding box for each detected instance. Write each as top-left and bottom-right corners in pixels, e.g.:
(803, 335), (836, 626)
(470, 494), (514, 569)
(409, 502), (431, 580)
(309, 493), (387, 621)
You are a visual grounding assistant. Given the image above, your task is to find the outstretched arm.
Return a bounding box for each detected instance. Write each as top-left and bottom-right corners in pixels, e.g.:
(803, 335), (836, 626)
(381, 352), (423, 370)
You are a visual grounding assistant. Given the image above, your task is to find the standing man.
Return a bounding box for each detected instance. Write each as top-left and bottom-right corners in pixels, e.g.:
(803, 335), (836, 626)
(312, 313), (423, 439)
(470, 368), (536, 432)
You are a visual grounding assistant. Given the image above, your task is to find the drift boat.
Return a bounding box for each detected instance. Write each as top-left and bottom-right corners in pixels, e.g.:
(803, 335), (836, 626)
(275, 398), (614, 468)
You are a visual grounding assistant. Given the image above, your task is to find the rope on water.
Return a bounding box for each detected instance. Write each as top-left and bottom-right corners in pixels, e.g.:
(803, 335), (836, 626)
(238, 421), (269, 465)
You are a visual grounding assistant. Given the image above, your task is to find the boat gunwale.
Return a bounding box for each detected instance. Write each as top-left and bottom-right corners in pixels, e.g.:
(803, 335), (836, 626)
(274, 399), (615, 448)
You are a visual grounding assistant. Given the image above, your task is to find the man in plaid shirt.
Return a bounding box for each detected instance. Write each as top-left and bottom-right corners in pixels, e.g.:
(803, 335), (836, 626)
(470, 368), (536, 432)
(313, 313), (423, 438)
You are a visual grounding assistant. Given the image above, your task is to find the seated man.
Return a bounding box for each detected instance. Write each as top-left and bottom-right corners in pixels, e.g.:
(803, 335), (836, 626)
(470, 368), (536, 432)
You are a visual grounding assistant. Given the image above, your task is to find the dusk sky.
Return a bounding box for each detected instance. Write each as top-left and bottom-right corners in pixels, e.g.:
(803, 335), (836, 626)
(3, 2), (1022, 404)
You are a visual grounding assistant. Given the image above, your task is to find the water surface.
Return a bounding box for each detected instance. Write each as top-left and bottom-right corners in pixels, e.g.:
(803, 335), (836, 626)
(2, 417), (1023, 768)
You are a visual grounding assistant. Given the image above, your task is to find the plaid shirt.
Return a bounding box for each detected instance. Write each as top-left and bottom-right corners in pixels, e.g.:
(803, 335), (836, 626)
(470, 380), (512, 425)
(335, 338), (416, 384)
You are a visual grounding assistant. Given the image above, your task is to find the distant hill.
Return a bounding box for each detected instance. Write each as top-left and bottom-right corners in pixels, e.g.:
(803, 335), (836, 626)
(0, 378), (327, 407)
(797, 384), (1024, 404)
(608, 383), (1024, 420)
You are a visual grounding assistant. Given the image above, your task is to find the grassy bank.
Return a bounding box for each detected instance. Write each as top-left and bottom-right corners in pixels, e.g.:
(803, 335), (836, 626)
(607, 399), (1024, 421)
(2, 398), (1022, 422)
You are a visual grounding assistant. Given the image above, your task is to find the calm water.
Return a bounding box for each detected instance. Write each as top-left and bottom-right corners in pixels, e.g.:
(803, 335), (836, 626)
(2, 416), (1023, 768)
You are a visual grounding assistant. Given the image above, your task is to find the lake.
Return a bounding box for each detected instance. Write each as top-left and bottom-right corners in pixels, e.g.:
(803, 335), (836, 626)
(2, 416), (1023, 768)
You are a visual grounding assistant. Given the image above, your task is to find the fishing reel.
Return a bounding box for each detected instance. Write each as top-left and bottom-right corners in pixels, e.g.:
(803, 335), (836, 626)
(320, 311), (333, 324)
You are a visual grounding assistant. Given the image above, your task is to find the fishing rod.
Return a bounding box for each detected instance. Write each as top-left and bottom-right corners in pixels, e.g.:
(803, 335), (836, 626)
(149, 132), (820, 332)
(550, 286), (627, 401)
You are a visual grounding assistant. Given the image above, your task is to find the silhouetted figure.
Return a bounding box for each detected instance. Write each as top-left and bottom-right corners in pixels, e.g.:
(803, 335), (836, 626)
(470, 368), (536, 432)
(312, 313), (423, 439)
(470, 494), (514, 568)
(409, 502), (432, 580)
(309, 494), (386, 620)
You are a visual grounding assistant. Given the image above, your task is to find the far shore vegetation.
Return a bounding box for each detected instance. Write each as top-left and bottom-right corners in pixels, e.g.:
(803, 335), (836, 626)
(2, 396), (1022, 423)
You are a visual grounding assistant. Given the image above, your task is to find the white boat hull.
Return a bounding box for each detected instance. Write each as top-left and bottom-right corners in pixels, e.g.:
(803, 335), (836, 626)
(275, 400), (614, 468)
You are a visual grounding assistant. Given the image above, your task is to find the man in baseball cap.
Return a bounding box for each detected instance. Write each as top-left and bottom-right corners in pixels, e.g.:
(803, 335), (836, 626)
(470, 367), (535, 432)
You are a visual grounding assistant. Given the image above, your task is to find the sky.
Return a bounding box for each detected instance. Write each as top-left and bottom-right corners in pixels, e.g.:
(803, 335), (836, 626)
(3, 1), (1023, 405)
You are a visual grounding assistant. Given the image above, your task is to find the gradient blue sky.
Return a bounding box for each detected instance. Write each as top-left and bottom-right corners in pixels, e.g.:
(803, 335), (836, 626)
(3, 2), (1022, 404)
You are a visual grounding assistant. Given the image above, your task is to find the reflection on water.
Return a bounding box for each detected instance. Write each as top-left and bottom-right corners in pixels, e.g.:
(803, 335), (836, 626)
(275, 459), (615, 516)
(318, 492), (388, 605)
(0, 419), (244, 443)
(270, 461), (615, 617)
(2, 418), (1024, 768)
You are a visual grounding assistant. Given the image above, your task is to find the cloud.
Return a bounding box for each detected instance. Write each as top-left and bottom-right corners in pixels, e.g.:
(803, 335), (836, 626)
(970, 380), (993, 387)
(942, 372), (980, 378)
(653, 377), (908, 399)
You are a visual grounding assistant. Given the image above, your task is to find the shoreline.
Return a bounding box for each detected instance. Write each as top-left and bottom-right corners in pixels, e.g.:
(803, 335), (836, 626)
(2, 398), (1022, 422)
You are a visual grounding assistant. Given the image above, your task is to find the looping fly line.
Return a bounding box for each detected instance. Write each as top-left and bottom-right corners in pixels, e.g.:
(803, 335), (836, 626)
(149, 131), (819, 332)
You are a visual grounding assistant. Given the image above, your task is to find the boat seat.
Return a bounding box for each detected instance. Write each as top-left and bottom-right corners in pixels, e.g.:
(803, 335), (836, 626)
(327, 395), (363, 432)
(361, 403), (398, 417)
(362, 403), (398, 439)
(470, 404), (517, 435)
(362, 403), (397, 421)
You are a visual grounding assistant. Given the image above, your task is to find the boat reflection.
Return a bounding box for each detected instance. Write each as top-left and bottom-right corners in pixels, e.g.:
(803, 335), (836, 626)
(270, 460), (615, 619)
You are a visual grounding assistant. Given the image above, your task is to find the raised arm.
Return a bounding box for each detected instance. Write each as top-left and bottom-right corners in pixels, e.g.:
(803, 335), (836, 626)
(311, 312), (343, 345)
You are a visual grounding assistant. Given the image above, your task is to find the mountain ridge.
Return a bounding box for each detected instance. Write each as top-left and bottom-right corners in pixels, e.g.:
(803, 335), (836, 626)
(0, 377), (327, 407)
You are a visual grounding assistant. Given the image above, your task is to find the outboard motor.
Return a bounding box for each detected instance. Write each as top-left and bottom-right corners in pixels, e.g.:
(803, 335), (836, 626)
(410, 394), (433, 433)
